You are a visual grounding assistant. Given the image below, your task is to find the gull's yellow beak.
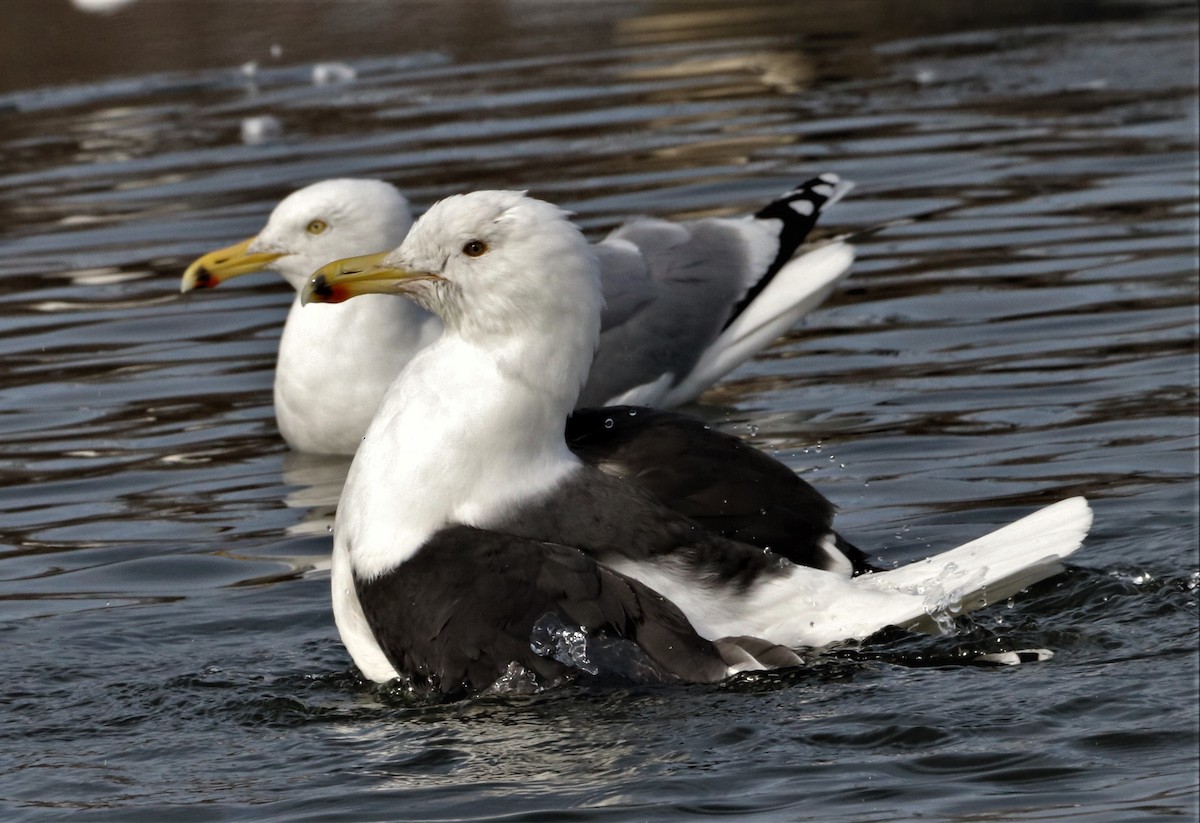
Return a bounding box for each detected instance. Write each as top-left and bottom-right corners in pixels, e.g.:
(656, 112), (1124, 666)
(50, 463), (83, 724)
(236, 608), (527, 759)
(180, 237), (285, 292)
(301, 252), (442, 306)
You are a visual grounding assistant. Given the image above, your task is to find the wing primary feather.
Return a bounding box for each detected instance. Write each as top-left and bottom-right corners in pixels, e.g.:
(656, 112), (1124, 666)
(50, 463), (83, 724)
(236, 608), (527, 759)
(721, 173), (854, 331)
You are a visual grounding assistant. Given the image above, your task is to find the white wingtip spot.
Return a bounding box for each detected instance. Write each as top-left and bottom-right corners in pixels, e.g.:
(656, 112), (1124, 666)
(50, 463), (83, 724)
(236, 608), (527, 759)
(974, 648), (1055, 666)
(789, 199), (815, 216)
(817, 173), (841, 185)
(810, 183), (835, 198)
(819, 532), (854, 577)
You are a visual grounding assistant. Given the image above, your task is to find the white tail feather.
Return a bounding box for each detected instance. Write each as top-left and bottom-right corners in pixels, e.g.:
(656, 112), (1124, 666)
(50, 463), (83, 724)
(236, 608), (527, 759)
(616, 497), (1093, 650)
(853, 496), (1093, 634)
(661, 241), (855, 406)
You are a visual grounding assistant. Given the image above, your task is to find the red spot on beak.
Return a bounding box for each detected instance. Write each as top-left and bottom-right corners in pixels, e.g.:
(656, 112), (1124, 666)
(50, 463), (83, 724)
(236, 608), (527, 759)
(309, 273), (350, 303)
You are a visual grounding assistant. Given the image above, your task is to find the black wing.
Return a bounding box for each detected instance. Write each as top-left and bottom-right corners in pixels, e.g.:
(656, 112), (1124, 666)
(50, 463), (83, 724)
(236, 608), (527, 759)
(354, 525), (731, 699)
(566, 406), (878, 575)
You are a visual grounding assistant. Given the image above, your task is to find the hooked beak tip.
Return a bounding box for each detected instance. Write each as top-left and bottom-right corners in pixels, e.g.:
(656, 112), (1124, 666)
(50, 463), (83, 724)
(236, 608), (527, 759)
(301, 273), (341, 306)
(181, 268), (215, 293)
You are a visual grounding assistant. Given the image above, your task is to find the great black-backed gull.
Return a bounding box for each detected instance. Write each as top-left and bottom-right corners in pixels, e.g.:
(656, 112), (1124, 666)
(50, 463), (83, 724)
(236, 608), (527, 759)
(181, 176), (854, 454)
(299, 190), (1092, 698)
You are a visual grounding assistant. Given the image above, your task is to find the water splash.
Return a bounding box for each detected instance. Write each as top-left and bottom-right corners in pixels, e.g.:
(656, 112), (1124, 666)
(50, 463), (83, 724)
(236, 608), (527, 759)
(900, 561), (991, 635)
(530, 613), (599, 675)
(487, 661), (544, 696)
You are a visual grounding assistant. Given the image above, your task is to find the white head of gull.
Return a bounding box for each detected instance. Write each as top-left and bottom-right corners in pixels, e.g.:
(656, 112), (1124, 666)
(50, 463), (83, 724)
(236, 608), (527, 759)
(181, 179), (442, 454)
(184, 175), (858, 454)
(301, 190), (1094, 698)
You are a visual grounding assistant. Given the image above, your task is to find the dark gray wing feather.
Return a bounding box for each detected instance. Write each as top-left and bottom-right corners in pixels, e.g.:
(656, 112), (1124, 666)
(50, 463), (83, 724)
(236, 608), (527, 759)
(565, 406), (879, 575)
(354, 525), (731, 698)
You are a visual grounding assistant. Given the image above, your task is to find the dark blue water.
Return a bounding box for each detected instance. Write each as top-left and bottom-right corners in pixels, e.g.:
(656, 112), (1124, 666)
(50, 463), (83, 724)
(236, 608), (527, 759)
(1, 1), (1197, 819)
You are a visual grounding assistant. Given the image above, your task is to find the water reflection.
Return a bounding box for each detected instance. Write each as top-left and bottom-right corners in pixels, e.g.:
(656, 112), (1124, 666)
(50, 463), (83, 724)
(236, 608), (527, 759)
(280, 451), (347, 540)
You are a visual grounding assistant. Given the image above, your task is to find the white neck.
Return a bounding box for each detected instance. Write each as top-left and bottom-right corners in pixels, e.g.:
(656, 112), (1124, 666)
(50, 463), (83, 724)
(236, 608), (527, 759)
(335, 325), (591, 581)
(274, 292), (441, 454)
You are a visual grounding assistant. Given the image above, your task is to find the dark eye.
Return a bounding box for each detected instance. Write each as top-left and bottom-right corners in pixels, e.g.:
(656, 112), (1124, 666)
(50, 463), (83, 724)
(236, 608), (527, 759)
(462, 240), (488, 257)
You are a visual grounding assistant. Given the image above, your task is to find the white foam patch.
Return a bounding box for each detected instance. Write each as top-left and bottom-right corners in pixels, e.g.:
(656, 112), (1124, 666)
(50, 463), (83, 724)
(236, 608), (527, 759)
(71, 0), (139, 12)
(241, 115), (283, 145)
(313, 62), (358, 85)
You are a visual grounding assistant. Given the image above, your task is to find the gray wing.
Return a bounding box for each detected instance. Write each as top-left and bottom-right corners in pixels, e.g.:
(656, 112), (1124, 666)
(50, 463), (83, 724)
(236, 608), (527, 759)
(578, 174), (852, 409)
(581, 217), (777, 407)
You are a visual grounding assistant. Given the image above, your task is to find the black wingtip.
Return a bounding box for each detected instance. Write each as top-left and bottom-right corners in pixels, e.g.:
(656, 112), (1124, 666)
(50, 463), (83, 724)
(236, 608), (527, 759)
(721, 174), (849, 331)
(752, 173), (848, 246)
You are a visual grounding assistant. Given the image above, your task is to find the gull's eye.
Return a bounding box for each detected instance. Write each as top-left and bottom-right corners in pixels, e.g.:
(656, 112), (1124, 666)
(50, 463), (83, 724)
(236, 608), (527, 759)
(306, 219), (328, 235)
(462, 239), (488, 257)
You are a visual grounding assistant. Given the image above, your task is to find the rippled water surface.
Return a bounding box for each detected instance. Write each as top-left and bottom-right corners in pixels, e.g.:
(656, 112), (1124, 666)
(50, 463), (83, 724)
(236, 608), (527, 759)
(1, 1), (1197, 820)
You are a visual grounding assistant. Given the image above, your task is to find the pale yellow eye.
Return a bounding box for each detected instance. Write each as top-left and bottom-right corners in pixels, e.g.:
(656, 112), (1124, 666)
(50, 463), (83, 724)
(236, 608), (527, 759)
(306, 219), (328, 235)
(462, 239), (488, 257)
